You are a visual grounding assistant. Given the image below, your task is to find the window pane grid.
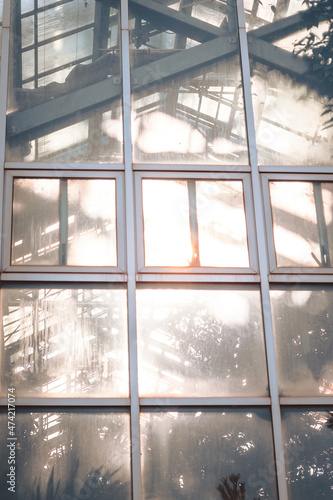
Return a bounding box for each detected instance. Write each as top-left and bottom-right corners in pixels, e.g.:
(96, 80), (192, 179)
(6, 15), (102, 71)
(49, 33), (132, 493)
(0, 0), (332, 499)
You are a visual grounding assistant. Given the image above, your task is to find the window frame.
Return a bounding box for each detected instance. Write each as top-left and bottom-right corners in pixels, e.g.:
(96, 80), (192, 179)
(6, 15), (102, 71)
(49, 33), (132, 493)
(1, 169), (126, 275)
(262, 173), (333, 274)
(135, 171), (259, 274)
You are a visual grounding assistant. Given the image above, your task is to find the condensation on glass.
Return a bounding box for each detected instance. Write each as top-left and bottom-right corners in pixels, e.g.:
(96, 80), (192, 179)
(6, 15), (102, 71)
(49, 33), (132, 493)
(142, 179), (249, 267)
(245, 1), (333, 166)
(270, 181), (333, 268)
(6, 0), (123, 162)
(11, 178), (117, 266)
(281, 408), (333, 500)
(140, 409), (278, 499)
(0, 410), (131, 498)
(136, 288), (268, 396)
(129, 0), (248, 164)
(270, 287), (333, 396)
(251, 67), (333, 166)
(1, 287), (129, 396)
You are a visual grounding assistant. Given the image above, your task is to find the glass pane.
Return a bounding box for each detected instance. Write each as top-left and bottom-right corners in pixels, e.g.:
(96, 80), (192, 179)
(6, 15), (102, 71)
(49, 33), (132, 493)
(270, 181), (333, 267)
(1, 287), (129, 396)
(271, 288), (333, 396)
(6, 0), (122, 162)
(282, 408), (333, 500)
(130, 1), (248, 164)
(247, 0), (333, 166)
(142, 180), (249, 267)
(141, 409), (278, 499)
(137, 288), (268, 396)
(0, 410), (131, 498)
(12, 178), (117, 267)
(245, 0), (307, 30)
(251, 66), (333, 166)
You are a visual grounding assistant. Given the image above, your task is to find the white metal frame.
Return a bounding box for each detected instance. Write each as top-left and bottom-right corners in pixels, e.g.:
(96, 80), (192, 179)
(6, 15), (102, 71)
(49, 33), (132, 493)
(134, 171), (259, 274)
(262, 173), (333, 275)
(1, 169), (127, 274)
(0, 1), (332, 499)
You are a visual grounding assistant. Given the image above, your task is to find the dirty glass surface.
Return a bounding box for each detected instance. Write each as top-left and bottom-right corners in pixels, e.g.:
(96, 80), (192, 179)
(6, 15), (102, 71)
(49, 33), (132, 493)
(11, 178), (117, 266)
(1, 287), (129, 397)
(246, 0), (333, 165)
(6, 0), (123, 162)
(270, 181), (333, 268)
(129, 0), (248, 164)
(282, 408), (333, 500)
(142, 179), (249, 267)
(271, 287), (333, 396)
(136, 288), (268, 396)
(0, 410), (131, 500)
(141, 409), (278, 500)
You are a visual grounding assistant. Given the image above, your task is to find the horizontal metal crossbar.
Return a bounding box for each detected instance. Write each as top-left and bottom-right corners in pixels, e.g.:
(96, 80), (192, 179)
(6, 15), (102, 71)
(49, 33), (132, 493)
(6, 0), (317, 141)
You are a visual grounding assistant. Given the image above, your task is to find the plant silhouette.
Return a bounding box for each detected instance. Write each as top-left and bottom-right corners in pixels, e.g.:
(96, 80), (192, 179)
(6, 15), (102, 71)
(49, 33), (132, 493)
(294, 0), (333, 128)
(326, 410), (333, 430)
(30, 460), (129, 500)
(217, 473), (259, 500)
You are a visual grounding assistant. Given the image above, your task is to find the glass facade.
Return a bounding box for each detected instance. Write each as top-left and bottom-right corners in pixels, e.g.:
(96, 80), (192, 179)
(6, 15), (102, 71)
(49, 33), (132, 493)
(0, 0), (332, 499)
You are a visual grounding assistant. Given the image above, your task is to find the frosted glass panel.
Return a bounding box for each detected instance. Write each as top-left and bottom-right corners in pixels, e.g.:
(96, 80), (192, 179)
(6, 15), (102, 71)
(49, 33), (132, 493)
(0, 410), (131, 499)
(137, 288), (268, 396)
(271, 288), (333, 396)
(282, 408), (333, 500)
(142, 180), (249, 268)
(141, 409), (278, 500)
(130, 1), (248, 164)
(251, 67), (333, 166)
(12, 178), (117, 267)
(1, 287), (129, 396)
(6, 0), (123, 162)
(270, 181), (333, 267)
(12, 178), (60, 265)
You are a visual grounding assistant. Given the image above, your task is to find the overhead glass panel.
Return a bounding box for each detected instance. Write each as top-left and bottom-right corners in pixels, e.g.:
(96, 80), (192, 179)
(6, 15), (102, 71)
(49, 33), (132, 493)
(246, 0), (333, 165)
(282, 408), (333, 500)
(142, 179), (249, 267)
(269, 181), (333, 268)
(6, 0), (123, 162)
(141, 409), (278, 499)
(271, 287), (333, 396)
(136, 287), (268, 396)
(1, 287), (129, 397)
(0, 410), (131, 498)
(11, 178), (117, 267)
(129, 0), (248, 164)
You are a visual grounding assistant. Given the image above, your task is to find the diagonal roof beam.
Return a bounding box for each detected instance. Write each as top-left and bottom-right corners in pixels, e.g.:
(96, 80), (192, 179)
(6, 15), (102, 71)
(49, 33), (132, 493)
(249, 12), (307, 41)
(102, 0), (226, 42)
(247, 36), (311, 76)
(6, 2), (319, 141)
(7, 36), (238, 140)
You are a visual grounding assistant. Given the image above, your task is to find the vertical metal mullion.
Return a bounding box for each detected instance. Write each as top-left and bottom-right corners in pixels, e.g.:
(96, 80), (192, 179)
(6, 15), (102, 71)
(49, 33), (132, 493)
(187, 180), (200, 266)
(313, 182), (331, 267)
(121, 0), (142, 497)
(236, 2), (288, 499)
(59, 178), (68, 266)
(0, 0), (11, 272)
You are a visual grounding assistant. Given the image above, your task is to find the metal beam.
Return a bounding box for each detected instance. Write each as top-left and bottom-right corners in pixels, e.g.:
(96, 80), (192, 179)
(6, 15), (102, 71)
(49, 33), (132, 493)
(247, 35), (312, 75)
(250, 12), (306, 41)
(103, 0), (226, 42)
(7, 36), (237, 140)
(5, 2), (321, 141)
